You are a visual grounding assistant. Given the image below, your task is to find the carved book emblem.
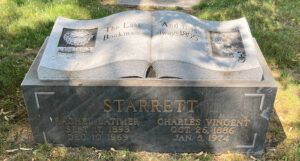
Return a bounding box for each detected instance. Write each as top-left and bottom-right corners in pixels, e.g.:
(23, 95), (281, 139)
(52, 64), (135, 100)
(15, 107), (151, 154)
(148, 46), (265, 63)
(63, 30), (94, 46)
(58, 28), (97, 53)
(211, 31), (246, 63)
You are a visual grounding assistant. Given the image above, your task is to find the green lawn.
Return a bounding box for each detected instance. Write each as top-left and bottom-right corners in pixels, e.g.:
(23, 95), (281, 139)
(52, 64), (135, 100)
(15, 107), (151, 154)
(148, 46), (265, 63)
(0, 0), (299, 160)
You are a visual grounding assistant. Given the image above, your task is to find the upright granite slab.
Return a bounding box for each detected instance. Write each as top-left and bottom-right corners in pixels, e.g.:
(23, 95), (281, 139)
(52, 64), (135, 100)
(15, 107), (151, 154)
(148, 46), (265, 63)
(22, 36), (276, 156)
(117, 0), (200, 8)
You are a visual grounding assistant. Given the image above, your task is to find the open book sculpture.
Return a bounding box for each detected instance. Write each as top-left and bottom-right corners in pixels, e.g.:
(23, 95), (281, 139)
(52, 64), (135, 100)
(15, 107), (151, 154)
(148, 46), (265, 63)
(38, 10), (263, 81)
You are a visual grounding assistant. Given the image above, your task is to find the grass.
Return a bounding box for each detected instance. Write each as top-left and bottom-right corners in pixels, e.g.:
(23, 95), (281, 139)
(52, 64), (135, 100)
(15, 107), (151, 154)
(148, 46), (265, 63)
(0, 0), (299, 160)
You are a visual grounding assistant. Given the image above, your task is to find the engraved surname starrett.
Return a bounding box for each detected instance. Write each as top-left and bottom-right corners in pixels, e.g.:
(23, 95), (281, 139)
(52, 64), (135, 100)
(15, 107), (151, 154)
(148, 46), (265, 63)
(103, 99), (199, 113)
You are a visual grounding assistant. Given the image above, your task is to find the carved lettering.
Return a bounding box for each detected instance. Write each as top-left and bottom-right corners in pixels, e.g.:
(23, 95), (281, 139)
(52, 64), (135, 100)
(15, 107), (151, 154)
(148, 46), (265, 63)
(163, 100), (172, 112)
(175, 100), (185, 112)
(139, 100), (149, 112)
(151, 100), (161, 112)
(104, 99), (112, 112)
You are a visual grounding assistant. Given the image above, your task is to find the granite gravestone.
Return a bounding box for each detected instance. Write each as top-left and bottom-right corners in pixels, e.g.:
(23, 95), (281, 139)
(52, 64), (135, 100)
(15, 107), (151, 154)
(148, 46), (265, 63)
(22, 11), (277, 156)
(117, 0), (200, 8)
